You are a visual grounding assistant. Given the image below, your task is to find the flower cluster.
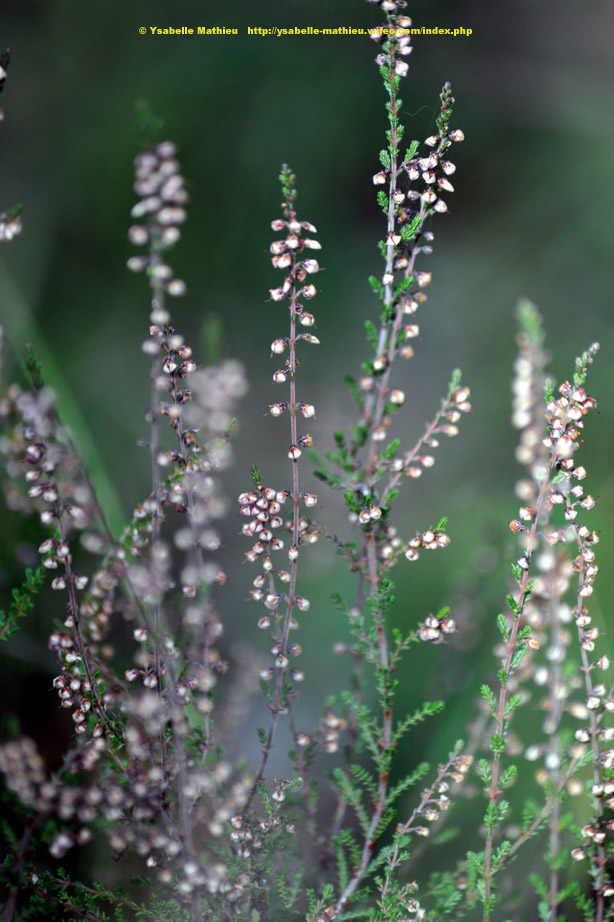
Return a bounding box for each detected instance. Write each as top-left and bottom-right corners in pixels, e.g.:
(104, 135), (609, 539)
(0, 210), (21, 242)
(363, 74), (464, 443)
(0, 49), (22, 244)
(418, 606), (456, 643)
(126, 140), (188, 297)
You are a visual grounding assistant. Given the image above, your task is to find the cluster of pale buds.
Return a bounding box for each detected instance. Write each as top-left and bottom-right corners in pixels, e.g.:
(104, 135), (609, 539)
(371, 13), (413, 71)
(268, 218), (321, 303)
(545, 379), (597, 459)
(373, 133), (463, 224)
(405, 527), (450, 563)
(268, 215), (321, 404)
(366, 0), (410, 16)
(0, 212), (21, 241)
(239, 486), (289, 549)
(320, 712), (348, 754)
(239, 485), (318, 564)
(127, 141), (187, 297)
(419, 607), (456, 643)
(398, 751), (472, 844)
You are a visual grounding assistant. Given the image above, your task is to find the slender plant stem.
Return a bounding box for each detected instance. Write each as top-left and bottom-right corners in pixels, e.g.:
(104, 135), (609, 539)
(249, 187), (303, 802)
(2, 816), (34, 922)
(483, 459), (554, 921)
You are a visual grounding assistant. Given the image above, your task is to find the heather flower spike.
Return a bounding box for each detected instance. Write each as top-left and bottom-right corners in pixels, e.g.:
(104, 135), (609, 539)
(241, 165), (321, 799)
(0, 50), (22, 243)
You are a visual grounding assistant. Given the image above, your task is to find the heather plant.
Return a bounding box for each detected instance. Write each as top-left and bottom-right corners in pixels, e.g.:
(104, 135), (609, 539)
(0, 3), (612, 922)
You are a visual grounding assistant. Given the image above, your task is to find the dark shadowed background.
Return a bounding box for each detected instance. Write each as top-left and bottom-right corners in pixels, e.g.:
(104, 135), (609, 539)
(0, 0), (613, 908)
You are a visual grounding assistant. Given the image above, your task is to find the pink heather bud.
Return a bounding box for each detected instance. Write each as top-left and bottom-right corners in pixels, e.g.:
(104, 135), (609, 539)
(433, 200), (448, 213)
(160, 226), (181, 246)
(270, 240), (286, 255)
(441, 161), (456, 175)
(51, 577), (67, 591)
(288, 445), (302, 460)
(373, 171), (387, 185)
(301, 238), (321, 250)
(449, 129), (464, 142)
(425, 135), (439, 147)
(271, 219), (287, 231)
(302, 259), (319, 273)
(273, 253), (292, 269)
(301, 284), (317, 299)
(273, 370), (287, 383)
(395, 61), (409, 77)
(271, 339), (287, 354)
(167, 279), (186, 297)
(438, 178), (455, 193)
(128, 225), (149, 245)
(422, 189), (437, 205)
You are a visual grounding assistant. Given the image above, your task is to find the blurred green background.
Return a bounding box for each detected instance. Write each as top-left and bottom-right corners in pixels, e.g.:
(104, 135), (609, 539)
(1, 0), (613, 911)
